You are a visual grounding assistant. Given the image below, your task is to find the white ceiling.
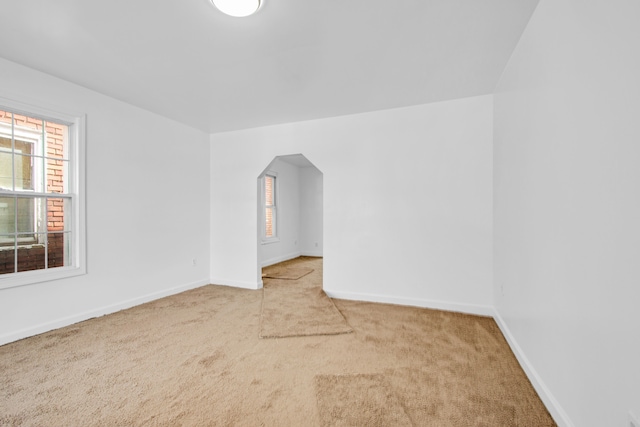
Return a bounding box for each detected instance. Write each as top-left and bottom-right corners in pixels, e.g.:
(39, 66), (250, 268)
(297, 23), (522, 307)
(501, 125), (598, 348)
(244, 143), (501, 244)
(276, 154), (316, 169)
(0, 0), (539, 133)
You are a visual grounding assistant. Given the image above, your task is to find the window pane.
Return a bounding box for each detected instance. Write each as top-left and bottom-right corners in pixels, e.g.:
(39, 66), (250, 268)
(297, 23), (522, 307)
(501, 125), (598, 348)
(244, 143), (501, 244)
(16, 197), (34, 234)
(48, 232), (69, 269)
(0, 150), (12, 190)
(13, 114), (42, 133)
(17, 197), (45, 235)
(0, 135), (11, 149)
(47, 198), (70, 232)
(265, 207), (274, 238)
(0, 197), (14, 236)
(45, 121), (68, 160)
(0, 110), (12, 127)
(17, 240), (45, 272)
(265, 176), (274, 206)
(0, 238), (15, 274)
(0, 132), (13, 190)
(47, 158), (68, 193)
(14, 154), (43, 192)
(14, 138), (34, 156)
(14, 154), (32, 190)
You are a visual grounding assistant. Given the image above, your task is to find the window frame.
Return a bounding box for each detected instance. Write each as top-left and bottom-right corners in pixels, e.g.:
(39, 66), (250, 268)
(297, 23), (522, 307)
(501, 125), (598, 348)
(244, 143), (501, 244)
(0, 97), (87, 290)
(261, 171), (279, 244)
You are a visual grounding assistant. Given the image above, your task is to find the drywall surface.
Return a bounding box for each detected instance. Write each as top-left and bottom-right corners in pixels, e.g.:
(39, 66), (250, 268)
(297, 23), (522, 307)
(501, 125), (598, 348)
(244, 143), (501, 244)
(259, 158), (301, 266)
(493, 0), (640, 425)
(0, 58), (211, 344)
(210, 95), (493, 311)
(299, 166), (323, 257)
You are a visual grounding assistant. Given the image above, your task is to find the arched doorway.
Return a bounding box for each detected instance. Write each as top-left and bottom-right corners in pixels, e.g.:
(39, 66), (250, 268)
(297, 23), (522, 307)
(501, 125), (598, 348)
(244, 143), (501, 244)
(257, 154), (323, 286)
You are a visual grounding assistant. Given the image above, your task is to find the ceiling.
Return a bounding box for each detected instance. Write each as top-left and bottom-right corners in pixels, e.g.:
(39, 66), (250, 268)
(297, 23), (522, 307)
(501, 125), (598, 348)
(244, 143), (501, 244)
(0, 0), (539, 133)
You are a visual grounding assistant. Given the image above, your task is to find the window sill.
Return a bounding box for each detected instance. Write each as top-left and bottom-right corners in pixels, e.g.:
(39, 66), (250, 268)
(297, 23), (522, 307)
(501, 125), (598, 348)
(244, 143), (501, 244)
(261, 238), (280, 245)
(0, 265), (86, 290)
(0, 243), (43, 250)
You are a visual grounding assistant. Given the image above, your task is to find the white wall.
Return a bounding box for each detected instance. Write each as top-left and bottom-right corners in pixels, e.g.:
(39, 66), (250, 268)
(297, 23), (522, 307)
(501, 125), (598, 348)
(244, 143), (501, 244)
(0, 58), (211, 345)
(210, 95), (493, 313)
(493, 1), (640, 426)
(259, 158), (301, 266)
(299, 166), (323, 257)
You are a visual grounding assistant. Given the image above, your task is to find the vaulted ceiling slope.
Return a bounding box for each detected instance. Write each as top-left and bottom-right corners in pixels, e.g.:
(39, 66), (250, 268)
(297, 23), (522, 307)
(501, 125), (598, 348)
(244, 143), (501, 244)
(0, 0), (539, 133)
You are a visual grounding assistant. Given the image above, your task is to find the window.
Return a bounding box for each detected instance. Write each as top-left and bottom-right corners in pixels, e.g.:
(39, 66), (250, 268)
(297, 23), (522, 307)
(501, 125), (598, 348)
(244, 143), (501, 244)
(0, 99), (86, 289)
(262, 173), (277, 241)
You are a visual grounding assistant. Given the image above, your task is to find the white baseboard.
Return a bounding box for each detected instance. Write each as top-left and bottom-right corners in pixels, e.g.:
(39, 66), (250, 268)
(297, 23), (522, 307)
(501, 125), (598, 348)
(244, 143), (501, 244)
(323, 289), (494, 317)
(0, 278), (209, 347)
(492, 310), (574, 427)
(300, 250), (323, 257)
(209, 277), (262, 290)
(260, 251), (301, 267)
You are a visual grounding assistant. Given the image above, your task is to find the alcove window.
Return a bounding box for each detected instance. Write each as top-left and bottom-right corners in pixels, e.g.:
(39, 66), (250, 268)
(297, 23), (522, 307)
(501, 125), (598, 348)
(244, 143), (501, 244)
(263, 173), (277, 241)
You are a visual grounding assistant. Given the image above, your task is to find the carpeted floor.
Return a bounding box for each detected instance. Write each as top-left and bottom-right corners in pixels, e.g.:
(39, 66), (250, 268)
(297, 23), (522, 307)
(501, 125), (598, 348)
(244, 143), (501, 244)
(260, 257), (352, 338)
(0, 257), (555, 426)
(261, 265), (314, 280)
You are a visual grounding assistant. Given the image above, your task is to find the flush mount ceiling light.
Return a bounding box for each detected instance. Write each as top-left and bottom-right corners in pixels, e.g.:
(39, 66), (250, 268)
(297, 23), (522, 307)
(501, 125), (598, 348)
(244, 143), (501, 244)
(211, 0), (261, 17)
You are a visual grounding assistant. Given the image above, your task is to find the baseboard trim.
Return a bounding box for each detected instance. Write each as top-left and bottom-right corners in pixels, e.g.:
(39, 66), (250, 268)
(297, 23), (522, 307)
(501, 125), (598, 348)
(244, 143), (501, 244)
(209, 277), (262, 290)
(260, 251), (302, 267)
(0, 278), (210, 347)
(323, 289), (494, 317)
(300, 250), (323, 257)
(492, 310), (574, 427)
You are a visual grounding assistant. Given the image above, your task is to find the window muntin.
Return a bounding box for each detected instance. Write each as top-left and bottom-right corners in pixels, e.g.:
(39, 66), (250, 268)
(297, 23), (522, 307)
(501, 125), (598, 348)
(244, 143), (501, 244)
(0, 103), (83, 287)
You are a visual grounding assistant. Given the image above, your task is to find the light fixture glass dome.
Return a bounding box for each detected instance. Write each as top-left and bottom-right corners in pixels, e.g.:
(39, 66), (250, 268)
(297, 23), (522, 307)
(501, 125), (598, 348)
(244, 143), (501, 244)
(211, 0), (261, 17)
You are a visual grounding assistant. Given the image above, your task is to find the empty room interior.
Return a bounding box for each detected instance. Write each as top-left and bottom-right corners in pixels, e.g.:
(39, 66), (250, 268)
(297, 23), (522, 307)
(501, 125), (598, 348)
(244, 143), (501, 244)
(0, 0), (639, 426)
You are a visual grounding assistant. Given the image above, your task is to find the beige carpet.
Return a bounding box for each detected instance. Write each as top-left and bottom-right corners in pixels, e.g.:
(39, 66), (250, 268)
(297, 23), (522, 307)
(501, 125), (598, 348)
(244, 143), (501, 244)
(315, 373), (413, 427)
(260, 257), (352, 338)
(0, 257), (555, 426)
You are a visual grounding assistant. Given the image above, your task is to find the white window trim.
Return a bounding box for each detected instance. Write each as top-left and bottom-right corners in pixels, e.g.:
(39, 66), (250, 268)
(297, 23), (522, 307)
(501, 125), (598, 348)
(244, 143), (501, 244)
(0, 96), (87, 290)
(261, 171), (279, 244)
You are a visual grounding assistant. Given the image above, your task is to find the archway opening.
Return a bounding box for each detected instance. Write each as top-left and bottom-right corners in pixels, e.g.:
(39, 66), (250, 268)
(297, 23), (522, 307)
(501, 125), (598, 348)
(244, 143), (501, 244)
(257, 154), (323, 287)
